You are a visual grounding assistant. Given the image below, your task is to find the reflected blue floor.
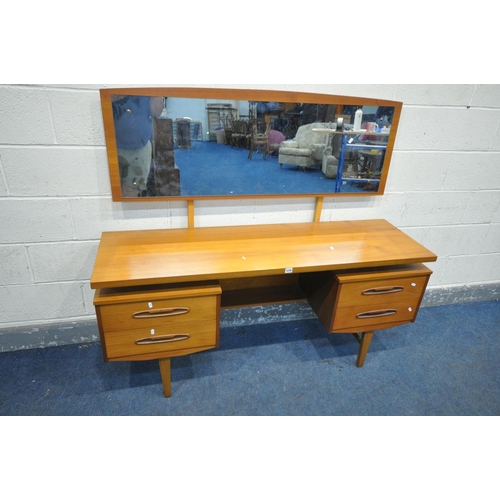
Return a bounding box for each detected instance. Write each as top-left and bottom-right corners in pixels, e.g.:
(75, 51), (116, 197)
(175, 141), (364, 196)
(1, 301), (499, 416)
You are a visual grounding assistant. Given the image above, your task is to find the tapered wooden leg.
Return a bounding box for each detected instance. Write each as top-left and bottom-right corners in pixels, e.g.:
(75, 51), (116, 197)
(356, 331), (374, 368)
(158, 358), (172, 398)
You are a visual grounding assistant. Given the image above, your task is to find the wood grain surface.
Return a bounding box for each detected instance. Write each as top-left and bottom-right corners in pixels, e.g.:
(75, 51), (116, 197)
(91, 220), (437, 289)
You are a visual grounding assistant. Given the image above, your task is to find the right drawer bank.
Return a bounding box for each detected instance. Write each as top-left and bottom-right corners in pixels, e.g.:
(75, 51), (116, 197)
(304, 264), (432, 334)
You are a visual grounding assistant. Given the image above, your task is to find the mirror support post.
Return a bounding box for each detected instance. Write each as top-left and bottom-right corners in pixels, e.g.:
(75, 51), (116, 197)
(314, 197), (324, 223)
(188, 200), (195, 228)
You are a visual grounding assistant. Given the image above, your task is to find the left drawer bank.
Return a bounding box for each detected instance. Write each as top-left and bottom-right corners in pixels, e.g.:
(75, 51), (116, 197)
(94, 282), (222, 397)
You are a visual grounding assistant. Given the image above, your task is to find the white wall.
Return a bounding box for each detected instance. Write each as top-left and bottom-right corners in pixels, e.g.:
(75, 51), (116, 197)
(1, 84), (499, 332)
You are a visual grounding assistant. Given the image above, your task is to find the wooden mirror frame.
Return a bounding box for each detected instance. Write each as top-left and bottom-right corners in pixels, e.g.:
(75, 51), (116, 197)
(100, 87), (402, 203)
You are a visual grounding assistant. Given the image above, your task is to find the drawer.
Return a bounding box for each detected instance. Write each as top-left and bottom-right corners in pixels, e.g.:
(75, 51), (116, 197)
(336, 276), (429, 309)
(104, 321), (218, 359)
(332, 299), (420, 332)
(99, 295), (218, 334)
(322, 264), (432, 333)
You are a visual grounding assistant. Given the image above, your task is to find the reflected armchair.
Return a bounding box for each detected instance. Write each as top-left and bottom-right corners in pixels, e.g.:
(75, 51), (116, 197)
(268, 129), (286, 156)
(278, 123), (331, 171)
(322, 132), (342, 179)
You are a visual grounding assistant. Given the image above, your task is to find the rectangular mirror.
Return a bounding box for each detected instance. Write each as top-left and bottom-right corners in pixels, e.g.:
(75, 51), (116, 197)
(100, 88), (402, 201)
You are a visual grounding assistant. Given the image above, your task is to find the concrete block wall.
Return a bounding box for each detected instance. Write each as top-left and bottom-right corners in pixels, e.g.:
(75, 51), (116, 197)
(0, 84), (499, 350)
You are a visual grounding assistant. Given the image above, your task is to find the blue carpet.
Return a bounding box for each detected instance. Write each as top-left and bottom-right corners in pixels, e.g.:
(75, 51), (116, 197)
(174, 141), (365, 196)
(1, 301), (499, 416)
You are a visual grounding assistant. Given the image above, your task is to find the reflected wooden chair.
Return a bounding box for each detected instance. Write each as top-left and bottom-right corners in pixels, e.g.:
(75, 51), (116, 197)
(230, 119), (248, 149)
(248, 122), (270, 160)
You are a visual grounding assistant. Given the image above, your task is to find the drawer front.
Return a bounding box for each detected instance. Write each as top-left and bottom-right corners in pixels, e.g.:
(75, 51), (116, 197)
(332, 300), (420, 331)
(104, 322), (217, 359)
(336, 276), (428, 309)
(99, 295), (217, 333)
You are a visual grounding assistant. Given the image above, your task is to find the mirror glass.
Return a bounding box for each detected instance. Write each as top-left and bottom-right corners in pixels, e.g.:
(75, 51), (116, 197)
(100, 88), (401, 201)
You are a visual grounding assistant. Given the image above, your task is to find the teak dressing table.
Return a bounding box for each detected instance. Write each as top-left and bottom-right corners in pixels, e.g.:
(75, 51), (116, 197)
(91, 220), (437, 397)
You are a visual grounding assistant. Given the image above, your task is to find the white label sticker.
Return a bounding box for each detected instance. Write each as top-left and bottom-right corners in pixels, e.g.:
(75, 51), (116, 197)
(285, 268), (293, 274)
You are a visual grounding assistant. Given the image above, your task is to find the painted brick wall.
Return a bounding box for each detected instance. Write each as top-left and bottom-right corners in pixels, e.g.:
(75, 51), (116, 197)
(0, 84), (499, 332)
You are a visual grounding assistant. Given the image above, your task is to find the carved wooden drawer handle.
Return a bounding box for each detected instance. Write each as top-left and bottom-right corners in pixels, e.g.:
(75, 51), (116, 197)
(362, 286), (404, 295)
(132, 307), (190, 319)
(357, 309), (398, 319)
(136, 334), (190, 345)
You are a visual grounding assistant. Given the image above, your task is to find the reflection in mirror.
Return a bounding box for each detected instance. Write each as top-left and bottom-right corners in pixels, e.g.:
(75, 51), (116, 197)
(101, 89), (401, 201)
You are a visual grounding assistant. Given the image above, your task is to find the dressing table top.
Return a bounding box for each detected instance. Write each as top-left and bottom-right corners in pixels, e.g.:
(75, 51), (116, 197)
(90, 220), (437, 290)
